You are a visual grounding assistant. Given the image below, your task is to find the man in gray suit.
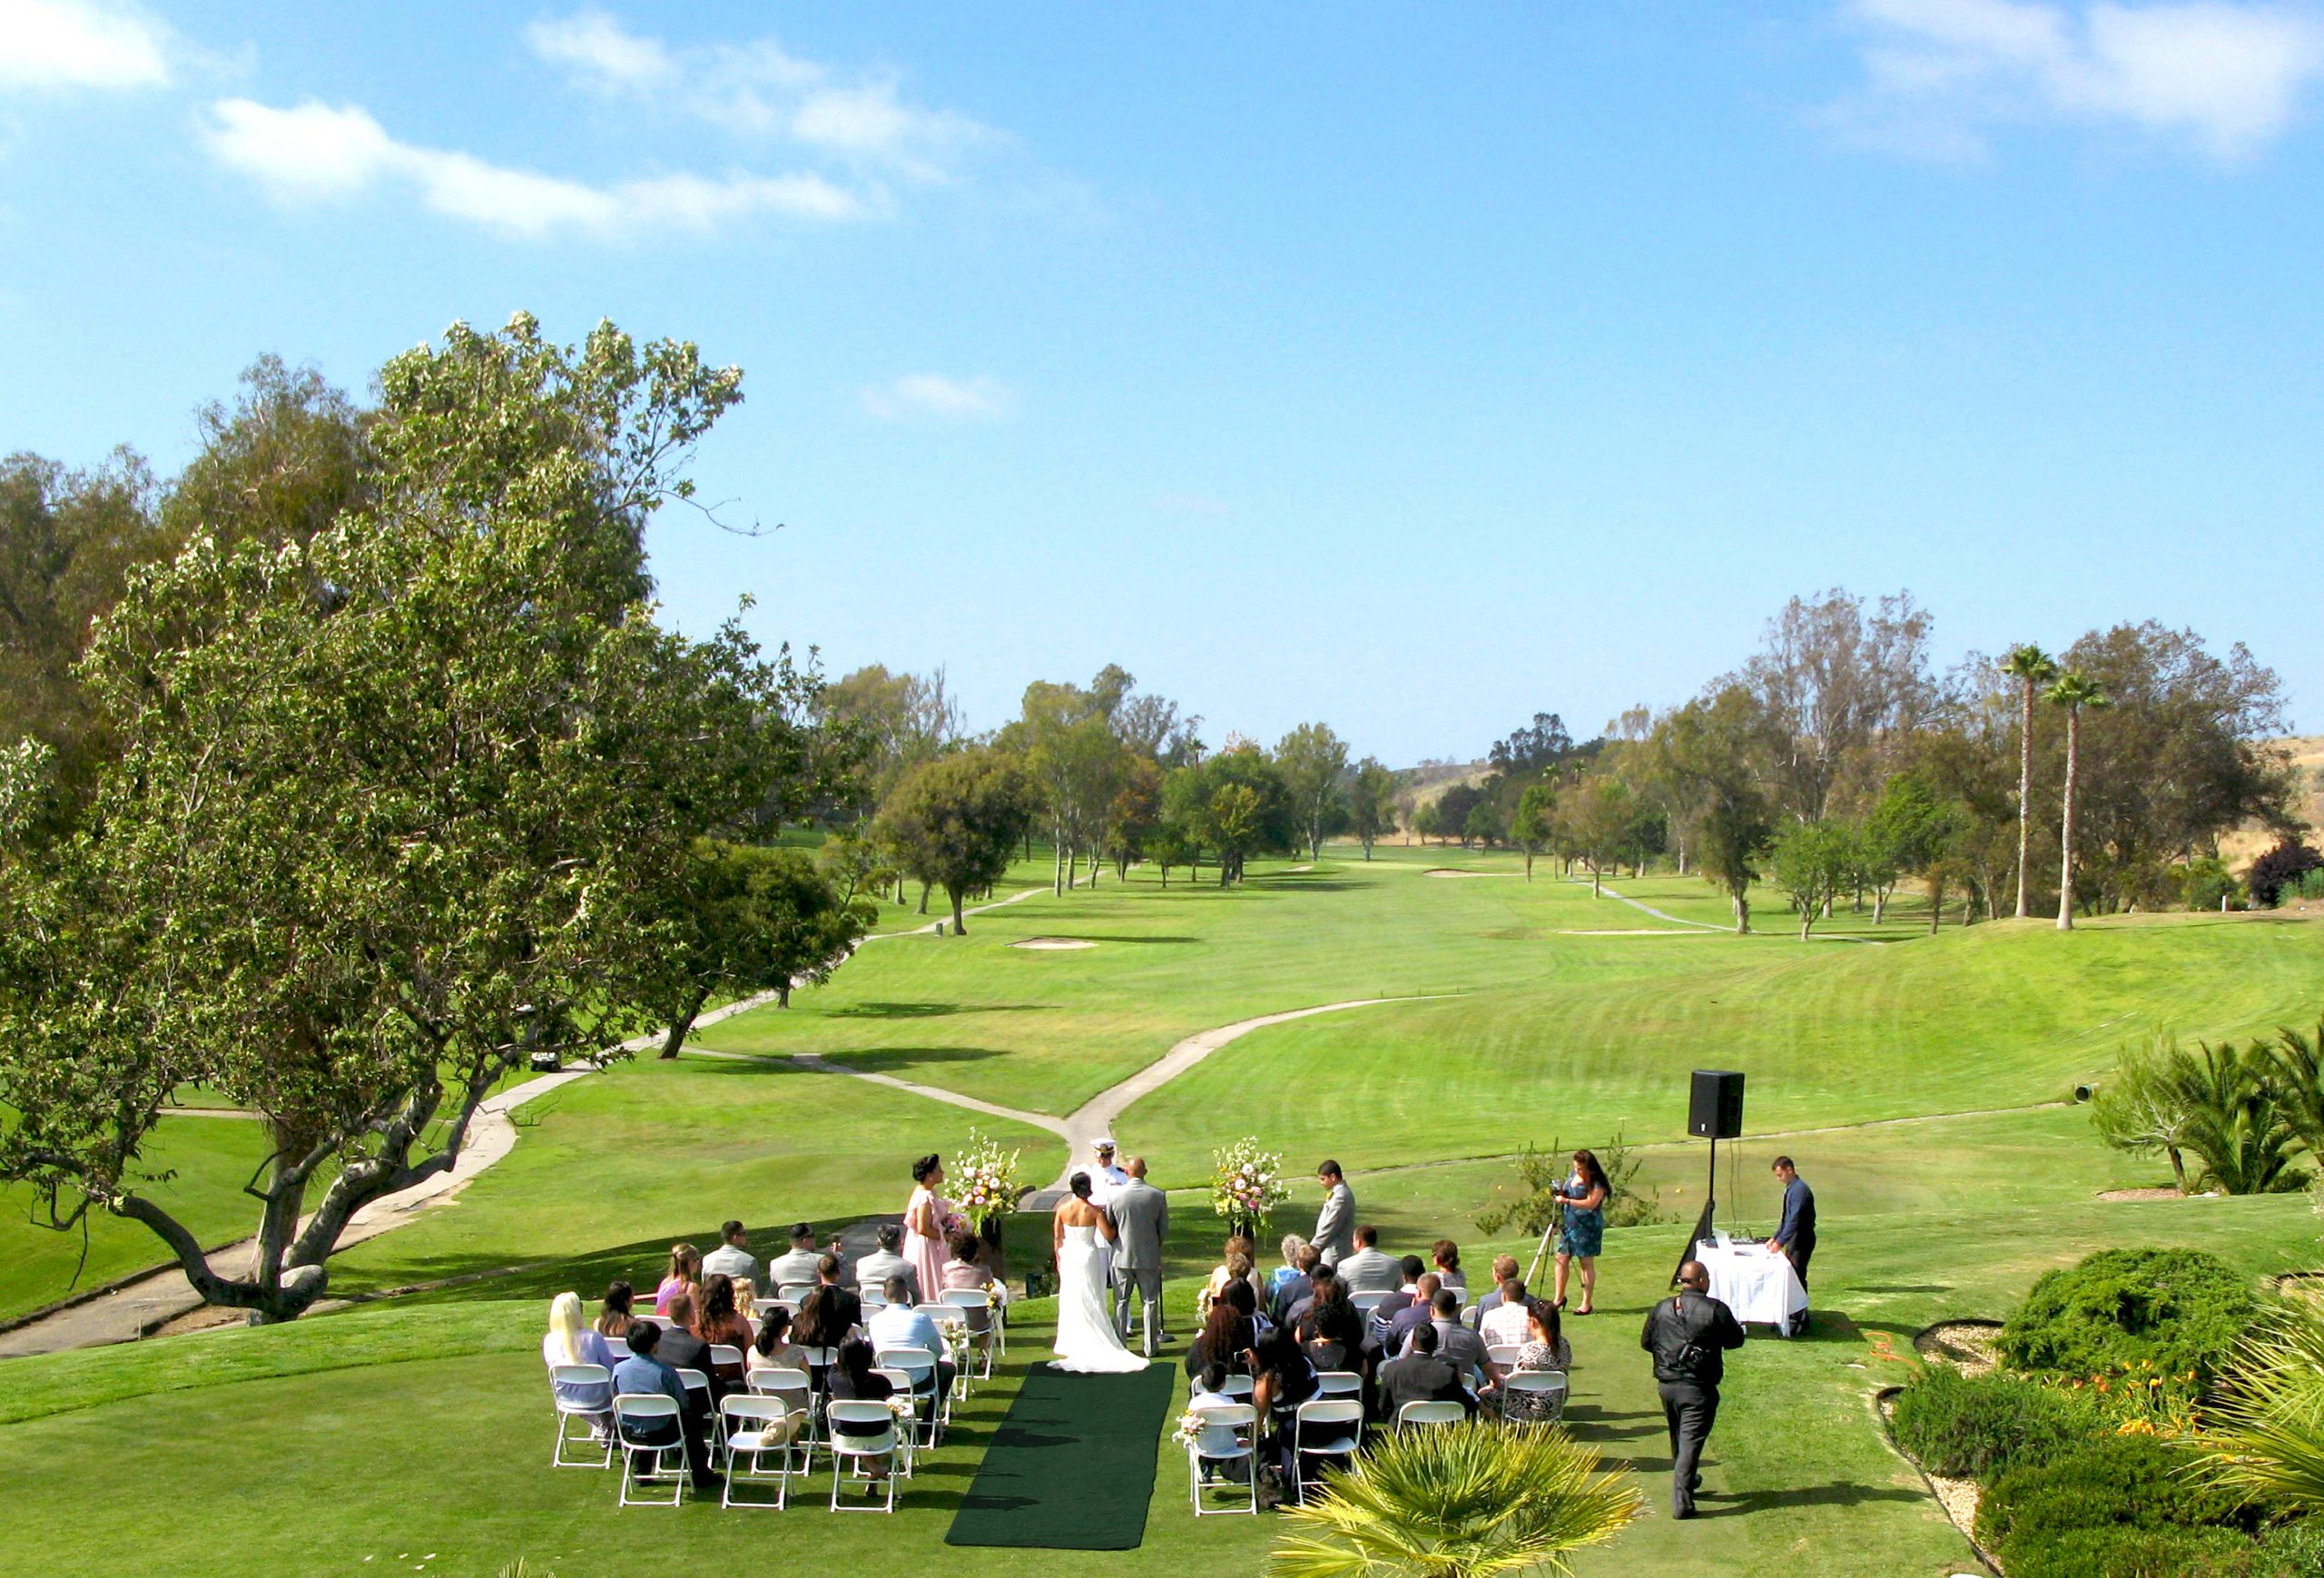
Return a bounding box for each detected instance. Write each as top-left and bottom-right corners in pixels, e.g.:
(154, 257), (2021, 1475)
(1110, 1156), (1170, 1356)
(854, 1222), (921, 1304)
(1313, 1159), (1356, 1268)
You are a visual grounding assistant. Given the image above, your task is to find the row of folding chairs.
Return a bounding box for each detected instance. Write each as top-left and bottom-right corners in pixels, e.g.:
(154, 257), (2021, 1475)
(607, 1393), (912, 1513)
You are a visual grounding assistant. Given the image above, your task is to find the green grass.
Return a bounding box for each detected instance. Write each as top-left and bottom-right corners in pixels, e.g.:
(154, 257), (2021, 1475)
(0, 1113), (281, 1324)
(8, 842), (2324, 1576)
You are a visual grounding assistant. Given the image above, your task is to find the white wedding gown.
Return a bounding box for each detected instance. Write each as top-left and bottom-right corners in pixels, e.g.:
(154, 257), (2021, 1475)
(1051, 1222), (1147, 1373)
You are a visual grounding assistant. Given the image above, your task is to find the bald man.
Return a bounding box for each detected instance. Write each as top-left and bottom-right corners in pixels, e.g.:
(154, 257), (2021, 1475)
(1640, 1260), (1747, 1519)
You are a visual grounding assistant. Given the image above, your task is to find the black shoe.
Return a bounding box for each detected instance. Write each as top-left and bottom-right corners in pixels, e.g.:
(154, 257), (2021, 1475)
(1688, 1472), (1702, 1492)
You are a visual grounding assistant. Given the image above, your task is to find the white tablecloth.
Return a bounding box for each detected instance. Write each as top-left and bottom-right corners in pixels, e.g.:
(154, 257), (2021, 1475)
(1694, 1241), (1807, 1330)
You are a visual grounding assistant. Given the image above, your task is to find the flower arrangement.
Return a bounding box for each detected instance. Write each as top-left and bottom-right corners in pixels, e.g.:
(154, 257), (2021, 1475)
(1171, 1408), (1215, 1451)
(1211, 1138), (1289, 1238)
(952, 1129), (1023, 1235)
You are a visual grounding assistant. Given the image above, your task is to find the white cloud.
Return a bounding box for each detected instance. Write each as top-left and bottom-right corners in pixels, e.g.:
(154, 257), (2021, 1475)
(861, 374), (1016, 422)
(0, 0), (169, 91)
(201, 97), (875, 239)
(1829, 0), (2324, 159)
(526, 9), (1000, 181)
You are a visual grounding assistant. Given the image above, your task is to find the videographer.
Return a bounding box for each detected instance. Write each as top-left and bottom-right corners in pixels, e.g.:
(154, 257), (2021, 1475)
(1640, 1258), (1747, 1519)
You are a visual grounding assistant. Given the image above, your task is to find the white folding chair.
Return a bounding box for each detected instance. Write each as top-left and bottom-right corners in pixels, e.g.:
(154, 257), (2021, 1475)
(1396, 1399), (1467, 1431)
(1217, 1373), (1256, 1401)
(860, 1292), (890, 1316)
(745, 1366), (815, 1472)
(824, 1401), (901, 1513)
(777, 1284), (815, 1311)
(872, 1367), (927, 1473)
(1292, 1399), (1365, 1504)
(1349, 1290), (1392, 1320)
(549, 1364), (613, 1467)
(1185, 1402), (1259, 1515)
(612, 1394), (686, 1507)
(1485, 1344), (1523, 1373)
(708, 1344), (745, 1374)
(671, 1367), (720, 1448)
(1314, 1369), (1363, 1400)
(718, 1394), (803, 1509)
(876, 1346), (946, 1442)
(1501, 1369), (1569, 1425)
(941, 1289), (998, 1381)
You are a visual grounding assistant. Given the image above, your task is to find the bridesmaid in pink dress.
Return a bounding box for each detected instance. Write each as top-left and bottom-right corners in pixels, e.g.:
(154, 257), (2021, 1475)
(902, 1153), (955, 1302)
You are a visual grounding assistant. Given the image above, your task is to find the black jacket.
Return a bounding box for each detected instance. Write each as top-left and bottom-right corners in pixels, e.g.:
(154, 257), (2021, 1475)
(1640, 1289), (1747, 1387)
(1375, 1353), (1476, 1421)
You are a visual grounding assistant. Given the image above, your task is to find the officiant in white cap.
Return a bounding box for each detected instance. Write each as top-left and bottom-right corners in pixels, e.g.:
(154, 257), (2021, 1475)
(1078, 1138), (1131, 1289)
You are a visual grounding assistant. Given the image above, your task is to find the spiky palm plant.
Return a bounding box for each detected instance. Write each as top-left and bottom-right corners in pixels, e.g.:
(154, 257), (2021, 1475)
(2177, 1039), (2305, 1196)
(1269, 1421), (1643, 1578)
(2195, 1299), (2324, 1514)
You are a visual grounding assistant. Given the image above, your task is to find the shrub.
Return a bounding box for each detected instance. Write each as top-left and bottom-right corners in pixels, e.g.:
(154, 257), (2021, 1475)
(2257, 1517), (2324, 1575)
(2250, 840), (2324, 909)
(2009, 1524), (2257, 1578)
(1888, 1367), (2098, 1482)
(2180, 857), (2242, 912)
(1976, 1435), (2243, 1558)
(1998, 1247), (2260, 1386)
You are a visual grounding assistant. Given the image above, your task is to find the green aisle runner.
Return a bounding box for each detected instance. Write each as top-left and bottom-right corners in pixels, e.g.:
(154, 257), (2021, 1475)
(944, 1363), (1178, 1550)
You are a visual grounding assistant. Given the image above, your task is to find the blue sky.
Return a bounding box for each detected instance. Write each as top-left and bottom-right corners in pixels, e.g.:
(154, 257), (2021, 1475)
(5, 1), (2320, 761)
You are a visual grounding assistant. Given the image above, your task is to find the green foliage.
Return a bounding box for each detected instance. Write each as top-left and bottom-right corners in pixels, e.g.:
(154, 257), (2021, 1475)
(1275, 721), (1351, 862)
(1268, 1418), (1641, 1578)
(1975, 1433), (2239, 1562)
(1997, 1248), (2260, 1386)
(2009, 1524), (2257, 1578)
(1887, 1366), (2100, 1483)
(2194, 1301), (2324, 1519)
(2181, 857), (2243, 912)
(1768, 818), (1855, 939)
(1473, 1134), (1661, 1236)
(657, 840), (876, 1050)
(875, 746), (1040, 932)
(1347, 757), (1399, 858)
(2094, 1036), (2310, 1197)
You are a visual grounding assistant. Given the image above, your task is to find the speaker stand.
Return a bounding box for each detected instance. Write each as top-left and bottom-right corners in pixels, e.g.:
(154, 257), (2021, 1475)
(1670, 1135), (1718, 1287)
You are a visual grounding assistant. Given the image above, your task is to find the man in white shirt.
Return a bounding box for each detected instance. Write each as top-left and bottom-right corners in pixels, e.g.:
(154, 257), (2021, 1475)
(1478, 1276), (1533, 1348)
(1084, 1138), (1129, 1206)
(1334, 1225), (1401, 1295)
(866, 1275), (956, 1402)
(701, 1219), (763, 1289)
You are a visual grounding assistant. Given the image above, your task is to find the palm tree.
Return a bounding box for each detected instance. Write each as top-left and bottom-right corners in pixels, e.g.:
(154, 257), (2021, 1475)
(2263, 1018), (2324, 1164)
(1998, 644), (2058, 918)
(2196, 1301), (2324, 1514)
(2177, 1039), (2305, 1196)
(2043, 669), (2107, 930)
(1270, 1421), (1642, 1578)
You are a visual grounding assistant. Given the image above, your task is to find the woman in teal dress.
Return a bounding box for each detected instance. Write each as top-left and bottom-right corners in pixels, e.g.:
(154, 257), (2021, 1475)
(1552, 1149), (1610, 1316)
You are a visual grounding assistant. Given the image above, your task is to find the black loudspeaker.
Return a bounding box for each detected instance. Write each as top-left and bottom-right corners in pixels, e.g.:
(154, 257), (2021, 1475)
(1689, 1070), (1745, 1139)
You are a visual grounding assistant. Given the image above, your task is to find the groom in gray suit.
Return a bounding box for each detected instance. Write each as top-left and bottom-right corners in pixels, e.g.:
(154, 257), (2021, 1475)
(1110, 1156), (1170, 1356)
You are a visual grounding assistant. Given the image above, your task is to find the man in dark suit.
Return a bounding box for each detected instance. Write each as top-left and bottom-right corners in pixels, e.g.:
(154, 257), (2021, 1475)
(654, 1293), (720, 1399)
(812, 1252), (863, 1332)
(1374, 1322), (1477, 1423)
(1640, 1260), (1748, 1519)
(1374, 1271), (1439, 1359)
(1312, 1159), (1355, 1268)
(1769, 1155), (1818, 1337)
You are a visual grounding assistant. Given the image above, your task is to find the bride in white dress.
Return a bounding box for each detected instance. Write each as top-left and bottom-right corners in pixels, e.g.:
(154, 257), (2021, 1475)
(1050, 1173), (1147, 1373)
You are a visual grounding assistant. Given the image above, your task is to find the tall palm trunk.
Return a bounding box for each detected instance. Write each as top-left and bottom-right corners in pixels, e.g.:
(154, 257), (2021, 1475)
(2057, 705), (2081, 931)
(2015, 675), (2036, 918)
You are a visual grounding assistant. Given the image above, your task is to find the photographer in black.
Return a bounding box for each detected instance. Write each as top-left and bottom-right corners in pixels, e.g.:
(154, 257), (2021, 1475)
(1640, 1258), (1747, 1519)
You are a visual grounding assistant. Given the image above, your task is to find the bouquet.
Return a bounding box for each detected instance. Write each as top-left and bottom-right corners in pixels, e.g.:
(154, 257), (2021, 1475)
(951, 1129), (1023, 1235)
(1171, 1408), (1215, 1451)
(1211, 1138), (1290, 1238)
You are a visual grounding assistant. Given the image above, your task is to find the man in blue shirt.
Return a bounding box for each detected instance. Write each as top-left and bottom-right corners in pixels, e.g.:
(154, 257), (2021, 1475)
(1769, 1156), (1817, 1337)
(867, 1275), (956, 1411)
(611, 1320), (718, 1492)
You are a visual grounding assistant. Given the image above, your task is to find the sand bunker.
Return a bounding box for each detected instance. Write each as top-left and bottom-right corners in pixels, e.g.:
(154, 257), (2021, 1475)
(1010, 937), (1098, 951)
(1423, 868), (1512, 879)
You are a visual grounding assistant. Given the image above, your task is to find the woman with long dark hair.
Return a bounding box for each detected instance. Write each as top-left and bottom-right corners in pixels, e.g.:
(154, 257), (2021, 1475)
(902, 1152), (958, 1305)
(693, 1272), (753, 1382)
(1187, 1279), (1257, 1378)
(594, 1279), (635, 1340)
(1553, 1149), (1610, 1316)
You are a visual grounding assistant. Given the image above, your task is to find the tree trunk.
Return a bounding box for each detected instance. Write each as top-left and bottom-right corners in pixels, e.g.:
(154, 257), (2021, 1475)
(658, 984), (713, 1059)
(2166, 1145), (2189, 1194)
(1590, 859), (1602, 898)
(918, 882), (931, 915)
(1733, 893), (1750, 934)
(1798, 905), (1814, 941)
(1524, 851), (1534, 881)
(2016, 676), (2035, 918)
(1928, 880), (1945, 935)
(250, 1123), (310, 1302)
(1873, 885), (1887, 924)
(950, 888), (968, 935)
(2058, 707), (2080, 931)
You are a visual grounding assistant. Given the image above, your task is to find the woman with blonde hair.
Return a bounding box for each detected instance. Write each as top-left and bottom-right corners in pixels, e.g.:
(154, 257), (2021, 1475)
(654, 1243), (701, 1314)
(542, 1291), (616, 1434)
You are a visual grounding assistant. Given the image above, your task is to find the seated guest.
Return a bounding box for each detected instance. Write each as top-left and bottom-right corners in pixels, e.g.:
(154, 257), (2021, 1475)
(1379, 1272), (1442, 1356)
(1268, 1236), (1310, 1302)
(746, 1306), (807, 1376)
(1187, 1362), (1252, 1483)
(655, 1293), (719, 1399)
(1432, 1239), (1468, 1294)
(856, 1222), (922, 1303)
(1247, 1326), (1321, 1482)
(543, 1291), (616, 1433)
(1478, 1277), (1533, 1347)
(701, 1219), (763, 1288)
(693, 1274), (753, 1383)
(1335, 1225), (1401, 1296)
(825, 1338), (899, 1485)
(940, 1229), (1003, 1298)
(1488, 1297), (1573, 1425)
(653, 1243), (701, 1314)
(1272, 1244), (1324, 1327)
(1431, 1287), (1501, 1388)
(1463, 1255), (1521, 1330)
(813, 1252), (864, 1331)
(1297, 1274), (1365, 1372)
(866, 1273), (956, 1404)
(1204, 1234), (1258, 1307)
(767, 1222), (837, 1295)
(610, 1320), (718, 1492)
(1187, 1280), (1257, 1378)
(1395, 1254), (1426, 1296)
(594, 1279), (637, 1341)
(792, 1281), (861, 1358)
(1376, 1321), (1477, 1422)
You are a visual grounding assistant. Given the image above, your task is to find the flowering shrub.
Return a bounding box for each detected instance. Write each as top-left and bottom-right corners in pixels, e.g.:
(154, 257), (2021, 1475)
(1211, 1138), (1289, 1238)
(951, 1129), (1023, 1233)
